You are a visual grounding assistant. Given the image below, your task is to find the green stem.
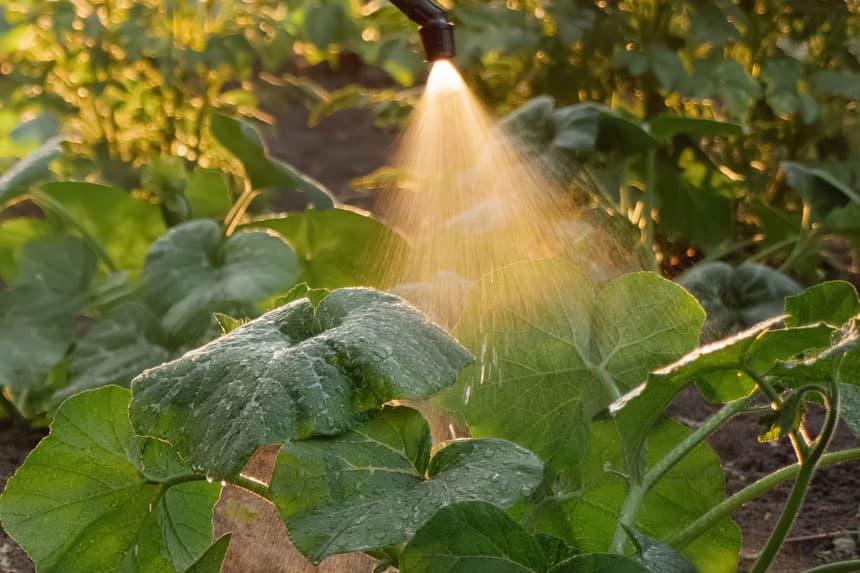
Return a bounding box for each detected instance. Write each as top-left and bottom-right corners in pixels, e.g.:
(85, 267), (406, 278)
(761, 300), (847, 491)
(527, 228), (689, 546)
(801, 560), (860, 573)
(667, 447), (860, 549)
(750, 383), (839, 573)
(160, 473), (210, 489)
(741, 365), (810, 462)
(610, 396), (753, 552)
(745, 236), (798, 263)
(233, 475), (272, 500)
(643, 148), (657, 270)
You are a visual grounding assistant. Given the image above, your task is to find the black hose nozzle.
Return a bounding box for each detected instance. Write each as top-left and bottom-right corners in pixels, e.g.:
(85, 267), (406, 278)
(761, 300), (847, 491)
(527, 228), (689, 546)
(389, 0), (455, 61)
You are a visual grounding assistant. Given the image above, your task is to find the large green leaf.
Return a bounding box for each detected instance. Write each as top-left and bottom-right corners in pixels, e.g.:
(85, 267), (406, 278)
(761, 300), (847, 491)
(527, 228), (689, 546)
(437, 259), (703, 472)
(210, 114), (335, 210)
(242, 209), (408, 289)
(130, 288), (474, 478)
(140, 219), (298, 342)
(521, 420), (739, 573)
(0, 136), (62, 205)
(271, 407), (543, 562)
(677, 262), (801, 342)
(0, 387), (222, 572)
(52, 302), (172, 404)
(0, 236), (96, 392)
(39, 181), (166, 274)
(549, 554), (650, 573)
(0, 217), (55, 283)
(841, 383), (860, 440)
(648, 117), (743, 141)
(399, 501), (548, 573)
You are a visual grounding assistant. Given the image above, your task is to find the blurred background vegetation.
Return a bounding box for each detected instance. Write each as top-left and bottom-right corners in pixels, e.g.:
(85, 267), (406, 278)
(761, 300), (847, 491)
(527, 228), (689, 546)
(0, 0), (858, 284)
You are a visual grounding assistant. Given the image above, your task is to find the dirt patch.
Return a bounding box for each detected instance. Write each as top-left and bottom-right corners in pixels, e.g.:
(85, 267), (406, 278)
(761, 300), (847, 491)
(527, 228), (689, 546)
(669, 387), (860, 572)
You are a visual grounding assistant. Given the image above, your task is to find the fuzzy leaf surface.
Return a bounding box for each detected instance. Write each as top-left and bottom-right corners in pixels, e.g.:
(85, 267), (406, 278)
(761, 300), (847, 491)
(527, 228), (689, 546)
(131, 288), (473, 477)
(271, 407), (542, 562)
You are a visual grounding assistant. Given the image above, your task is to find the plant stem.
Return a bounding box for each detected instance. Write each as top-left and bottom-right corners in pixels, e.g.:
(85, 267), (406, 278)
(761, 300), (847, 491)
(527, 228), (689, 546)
(610, 396), (752, 552)
(667, 447), (860, 549)
(750, 382), (840, 573)
(801, 561), (860, 573)
(0, 392), (25, 426)
(161, 473), (210, 489)
(233, 475), (272, 500)
(643, 148), (657, 270)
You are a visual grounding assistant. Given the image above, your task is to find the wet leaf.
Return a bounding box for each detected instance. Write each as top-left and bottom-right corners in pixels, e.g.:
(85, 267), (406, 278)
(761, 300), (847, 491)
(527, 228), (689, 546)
(399, 501), (548, 573)
(131, 288), (473, 478)
(0, 387), (221, 572)
(271, 407), (542, 562)
(438, 259), (703, 472)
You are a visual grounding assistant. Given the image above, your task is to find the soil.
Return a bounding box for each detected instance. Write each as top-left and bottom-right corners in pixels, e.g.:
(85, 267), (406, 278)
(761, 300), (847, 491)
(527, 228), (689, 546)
(1, 65), (859, 573)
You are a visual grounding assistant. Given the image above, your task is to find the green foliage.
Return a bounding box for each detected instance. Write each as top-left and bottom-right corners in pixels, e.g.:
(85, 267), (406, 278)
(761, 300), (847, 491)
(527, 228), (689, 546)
(399, 501), (552, 572)
(130, 288), (473, 477)
(272, 408), (543, 562)
(0, 387), (223, 573)
(438, 259), (704, 470)
(140, 219), (298, 342)
(677, 262), (802, 342)
(243, 208), (408, 289)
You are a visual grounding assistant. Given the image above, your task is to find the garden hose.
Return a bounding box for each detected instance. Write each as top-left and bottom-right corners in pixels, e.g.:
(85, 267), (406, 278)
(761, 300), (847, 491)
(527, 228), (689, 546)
(388, 0), (455, 61)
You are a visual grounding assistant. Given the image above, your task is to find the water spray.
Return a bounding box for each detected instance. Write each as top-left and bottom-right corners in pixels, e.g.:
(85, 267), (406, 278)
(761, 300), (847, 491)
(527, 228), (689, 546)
(389, 0), (455, 61)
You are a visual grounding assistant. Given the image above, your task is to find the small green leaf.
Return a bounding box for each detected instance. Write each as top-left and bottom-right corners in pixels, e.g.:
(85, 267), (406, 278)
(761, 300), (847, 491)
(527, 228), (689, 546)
(399, 501), (548, 573)
(0, 136), (62, 205)
(210, 114), (335, 210)
(243, 208), (407, 289)
(185, 535), (231, 573)
(271, 408), (543, 562)
(213, 312), (249, 334)
(625, 528), (698, 573)
(758, 392), (806, 443)
(781, 162), (860, 218)
(140, 219), (298, 342)
(39, 181), (166, 275)
(270, 282), (331, 309)
(0, 387), (221, 572)
(186, 168), (233, 220)
(785, 281), (860, 328)
(131, 288), (473, 478)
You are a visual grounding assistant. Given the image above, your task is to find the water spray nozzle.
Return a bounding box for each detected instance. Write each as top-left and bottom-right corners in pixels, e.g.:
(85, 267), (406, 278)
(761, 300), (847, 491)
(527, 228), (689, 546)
(389, 0), (455, 61)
